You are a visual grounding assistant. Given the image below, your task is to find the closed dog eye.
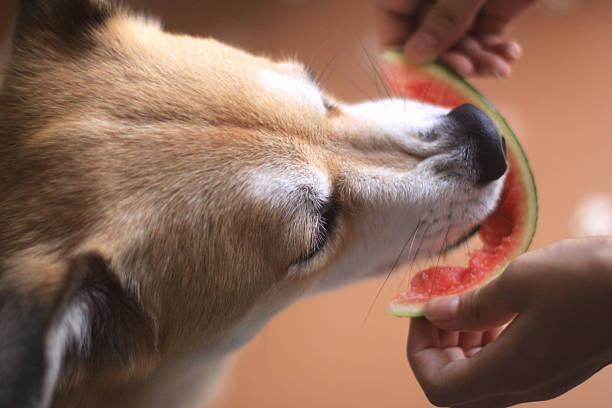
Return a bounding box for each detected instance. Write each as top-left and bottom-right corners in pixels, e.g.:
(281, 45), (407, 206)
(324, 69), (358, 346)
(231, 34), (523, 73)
(303, 63), (317, 82)
(297, 199), (339, 264)
(301, 63), (338, 113)
(322, 98), (338, 113)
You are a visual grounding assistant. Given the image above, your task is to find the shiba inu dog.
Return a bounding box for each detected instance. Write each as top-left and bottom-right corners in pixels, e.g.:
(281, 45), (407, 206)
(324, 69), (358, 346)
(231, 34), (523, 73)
(0, 0), (507, 407)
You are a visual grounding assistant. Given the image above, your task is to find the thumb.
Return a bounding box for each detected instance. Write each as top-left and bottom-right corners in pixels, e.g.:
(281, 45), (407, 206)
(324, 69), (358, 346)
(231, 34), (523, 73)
(404, 0), (486, 64)
(423, 275), (517, 331)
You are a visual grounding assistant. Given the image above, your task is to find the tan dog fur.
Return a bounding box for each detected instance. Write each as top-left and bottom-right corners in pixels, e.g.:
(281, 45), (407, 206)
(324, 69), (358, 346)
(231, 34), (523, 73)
(0, 1), (507, 407)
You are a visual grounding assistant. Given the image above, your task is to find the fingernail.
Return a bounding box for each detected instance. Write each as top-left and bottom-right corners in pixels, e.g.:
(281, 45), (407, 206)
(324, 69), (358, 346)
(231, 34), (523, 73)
(404, 33), (437, 64)
(493, 68), (510, 79)
(455, 64), (473, 77)
(507, 44), (521, 60)
(424, 295), (459, 321)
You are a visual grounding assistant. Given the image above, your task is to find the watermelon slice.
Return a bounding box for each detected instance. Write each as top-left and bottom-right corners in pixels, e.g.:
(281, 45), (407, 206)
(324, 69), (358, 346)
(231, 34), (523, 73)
(383, 50), (538, 317)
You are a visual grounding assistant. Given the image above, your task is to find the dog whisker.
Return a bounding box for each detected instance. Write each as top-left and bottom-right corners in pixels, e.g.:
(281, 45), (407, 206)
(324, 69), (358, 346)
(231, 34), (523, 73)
(363, 219), (422, 324)
(402, 221), (433, 289)
(352, 51), (386, 104)
(336, 72), (376, 103)
(346, 42), (389, 106)
(317, 55), (338, 89)
(306, 40), (330, 77)
(357, 36), (392, 100)
(396, 220), (423, 291)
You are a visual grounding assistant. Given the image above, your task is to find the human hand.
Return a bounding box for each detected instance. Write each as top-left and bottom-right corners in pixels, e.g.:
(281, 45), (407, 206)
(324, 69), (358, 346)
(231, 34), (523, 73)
(407, 238), (612, 407)
(378, 0), (537, 77)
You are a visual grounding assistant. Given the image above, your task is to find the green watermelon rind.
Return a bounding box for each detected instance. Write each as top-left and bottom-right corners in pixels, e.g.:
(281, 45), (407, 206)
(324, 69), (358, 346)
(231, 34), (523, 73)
(383, 50), (538, 318)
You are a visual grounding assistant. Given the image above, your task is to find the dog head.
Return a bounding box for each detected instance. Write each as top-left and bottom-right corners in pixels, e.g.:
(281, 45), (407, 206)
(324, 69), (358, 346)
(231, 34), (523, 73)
(0, 0), (507, 406)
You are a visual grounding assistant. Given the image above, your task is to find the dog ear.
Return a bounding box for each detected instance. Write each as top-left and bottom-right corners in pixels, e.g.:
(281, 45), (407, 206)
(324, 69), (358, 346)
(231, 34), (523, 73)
(13, 0), (118, 48)
(0, 252), (156, 408)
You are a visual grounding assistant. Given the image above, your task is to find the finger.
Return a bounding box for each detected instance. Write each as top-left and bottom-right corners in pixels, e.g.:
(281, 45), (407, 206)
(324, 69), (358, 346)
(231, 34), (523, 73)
(439, 329), (460, 348)
(440, 312), (577, 404)
(452, 37), (511, 77)
(409, 319), (524, 406)
(474, 0), (537, 36)
(464, 346), (481, 358)
(479, 36), (522, 61)
(482, 0), (537, 19)
(404, 0), (487, 64)
(377, 0), (423, 48)
(438, 52), (475, 76)
(408, 318), (453, 384)
(443, 346), (467, 361)
(408, 317), (440, 353)
(470, 13), (508, 37)
(423, 274), (519, 331)
(421, 322), (521, 405)
(463, 326), (504, 356)
(408, 319), (483, 406)
(378, 0), (423, 15)
(458, 331), (483, 349)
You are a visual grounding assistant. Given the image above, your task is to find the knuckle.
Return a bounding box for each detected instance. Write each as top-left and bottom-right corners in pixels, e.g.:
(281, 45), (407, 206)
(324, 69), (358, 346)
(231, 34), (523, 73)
(492, 261), (525, 308)
(460, 288), (483, 322)
(586, 238), (612, 271)
(492, 273), (516, 308)
(378, 0), (416, 12)
(430, 3), (464, 31)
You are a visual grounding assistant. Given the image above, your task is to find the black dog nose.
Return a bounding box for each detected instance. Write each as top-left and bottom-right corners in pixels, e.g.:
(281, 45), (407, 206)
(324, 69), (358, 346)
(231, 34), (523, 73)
(448, 104), (508, 185)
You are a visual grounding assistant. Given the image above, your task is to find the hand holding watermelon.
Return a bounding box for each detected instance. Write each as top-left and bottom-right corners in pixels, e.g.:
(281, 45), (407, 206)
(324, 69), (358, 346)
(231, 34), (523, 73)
(377, 0), (537, 77)
(408, 238), (612, 408)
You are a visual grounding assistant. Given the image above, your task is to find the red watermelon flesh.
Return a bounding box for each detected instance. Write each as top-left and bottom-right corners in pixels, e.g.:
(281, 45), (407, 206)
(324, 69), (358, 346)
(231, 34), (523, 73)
(384, 51), (538, 317)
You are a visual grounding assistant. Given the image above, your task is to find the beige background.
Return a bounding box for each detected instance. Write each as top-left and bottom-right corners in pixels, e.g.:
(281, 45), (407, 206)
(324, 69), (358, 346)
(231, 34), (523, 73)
(2, 0), (612, 407)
